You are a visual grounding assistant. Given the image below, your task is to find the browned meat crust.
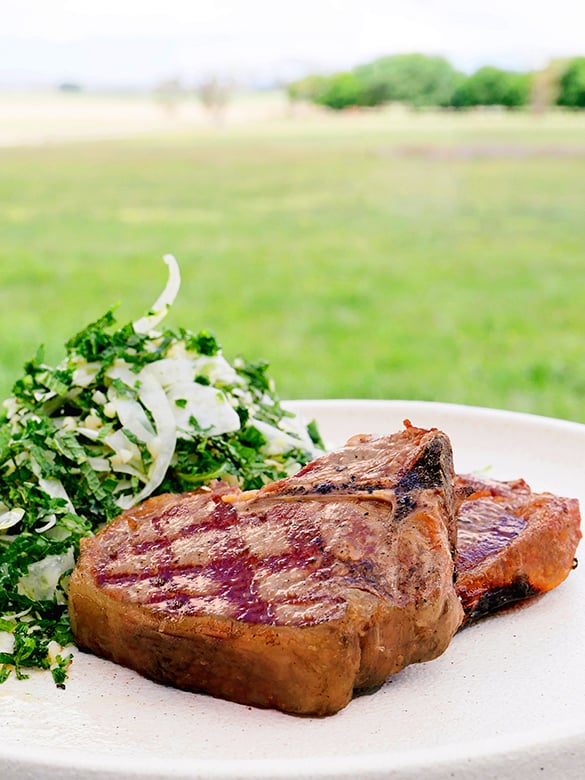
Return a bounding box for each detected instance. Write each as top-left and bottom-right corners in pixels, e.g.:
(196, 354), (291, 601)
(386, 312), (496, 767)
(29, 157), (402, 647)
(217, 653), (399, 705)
(455, 474), (582, 625)
(68, 425), (463, 716)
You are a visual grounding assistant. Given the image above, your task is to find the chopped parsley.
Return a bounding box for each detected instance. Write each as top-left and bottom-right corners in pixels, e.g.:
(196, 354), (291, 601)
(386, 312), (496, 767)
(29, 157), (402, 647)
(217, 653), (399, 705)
(0, 255), (323, 683)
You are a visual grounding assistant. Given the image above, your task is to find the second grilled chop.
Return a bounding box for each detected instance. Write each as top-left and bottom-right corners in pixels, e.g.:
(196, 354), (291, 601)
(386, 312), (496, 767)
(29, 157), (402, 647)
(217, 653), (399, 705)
(455, 474), (582, 625)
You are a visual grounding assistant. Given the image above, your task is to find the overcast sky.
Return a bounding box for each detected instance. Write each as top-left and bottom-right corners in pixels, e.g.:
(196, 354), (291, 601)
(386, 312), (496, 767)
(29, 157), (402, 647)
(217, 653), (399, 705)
(2, 0), (584, 89)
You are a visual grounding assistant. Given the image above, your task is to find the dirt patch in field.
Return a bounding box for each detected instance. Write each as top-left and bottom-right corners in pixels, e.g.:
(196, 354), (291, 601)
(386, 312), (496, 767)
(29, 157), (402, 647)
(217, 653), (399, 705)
(386, 144), (585, 160)
(0, 91), (294, 147)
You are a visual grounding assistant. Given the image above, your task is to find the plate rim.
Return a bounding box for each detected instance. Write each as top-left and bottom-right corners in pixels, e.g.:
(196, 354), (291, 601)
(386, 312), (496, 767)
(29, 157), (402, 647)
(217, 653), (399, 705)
(287, 397), (585, 431)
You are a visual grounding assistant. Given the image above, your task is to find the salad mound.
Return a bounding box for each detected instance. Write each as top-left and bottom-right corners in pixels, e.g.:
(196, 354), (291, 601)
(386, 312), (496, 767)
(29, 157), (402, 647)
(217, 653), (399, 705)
(0, 255), (323, 683)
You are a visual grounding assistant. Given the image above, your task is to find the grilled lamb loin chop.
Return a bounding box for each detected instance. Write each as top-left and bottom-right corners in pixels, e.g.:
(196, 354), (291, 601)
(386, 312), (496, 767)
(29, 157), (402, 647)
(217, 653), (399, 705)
(68, 424), (463, 716)
(455, 474), (582, 625)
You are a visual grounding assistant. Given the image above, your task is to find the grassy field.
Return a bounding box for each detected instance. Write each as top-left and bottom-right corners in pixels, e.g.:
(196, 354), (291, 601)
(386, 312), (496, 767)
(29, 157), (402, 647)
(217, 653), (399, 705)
(1, 97), (585, 423)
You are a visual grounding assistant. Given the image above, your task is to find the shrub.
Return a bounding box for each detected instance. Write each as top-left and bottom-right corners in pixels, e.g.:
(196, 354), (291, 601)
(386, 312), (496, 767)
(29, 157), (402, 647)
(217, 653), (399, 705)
(556, 58), (585, 108)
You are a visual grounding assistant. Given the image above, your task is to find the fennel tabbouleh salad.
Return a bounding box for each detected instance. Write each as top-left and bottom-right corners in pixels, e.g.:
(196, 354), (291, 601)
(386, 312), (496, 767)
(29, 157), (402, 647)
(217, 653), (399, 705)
(0, 256), (323, 683)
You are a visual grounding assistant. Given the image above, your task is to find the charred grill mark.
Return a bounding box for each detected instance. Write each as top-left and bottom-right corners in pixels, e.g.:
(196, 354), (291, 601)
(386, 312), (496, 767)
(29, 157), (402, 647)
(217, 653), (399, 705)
(394, 494), (417, 521)
(128, 538), (170, 555)
(168, 593), (190, 610)
(252, 484), (390, 503)
(396, 437), (448, 494)
(392, 438), (452, 521)
(209, 495), (240, 527)
(272, 484), (307, 496)
(463, 576), (538, 625)
(313, 481), (337, 495)
(94, 570), (147, 587)
(346, 559), (380, 590)
(207, 552), (272, 623)
(309, 476), (381, 495)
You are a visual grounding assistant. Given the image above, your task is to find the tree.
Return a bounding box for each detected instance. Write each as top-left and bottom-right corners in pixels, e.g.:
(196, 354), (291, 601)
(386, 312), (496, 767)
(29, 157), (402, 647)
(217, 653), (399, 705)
(353, 54), (462, 108)
(196, 75), (233, 124)
(287, 74), (328, 103)
(450, 67), (531, 109)
(314, 72), (361, 110)
(556, 58), (585, 108)
(154, 78), (184, 115)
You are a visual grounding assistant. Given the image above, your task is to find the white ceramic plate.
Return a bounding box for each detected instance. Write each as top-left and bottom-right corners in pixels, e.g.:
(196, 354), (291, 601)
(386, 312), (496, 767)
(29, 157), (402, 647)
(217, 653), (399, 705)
(3, 400), (585, 780)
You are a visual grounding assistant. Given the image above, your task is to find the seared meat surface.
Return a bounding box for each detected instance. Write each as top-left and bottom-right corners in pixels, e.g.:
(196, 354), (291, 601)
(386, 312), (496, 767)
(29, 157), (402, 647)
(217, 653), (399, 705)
(69, 424), (463, 716)
(455, 474), (582, 625)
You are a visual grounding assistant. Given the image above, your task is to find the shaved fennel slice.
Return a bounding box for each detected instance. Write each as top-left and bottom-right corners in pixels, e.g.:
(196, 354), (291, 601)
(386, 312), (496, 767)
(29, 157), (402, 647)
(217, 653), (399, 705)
(191, 354), (240, 385)
(77, 425), (146, 480)
(105, 391), (156, 443)
(0, 507), (25, 531)
(36, 477), (74, 512)
(114, 364), (177, 509)
(17, 547), (75, 603)
(0, 631), (14, 654)
(86, 456), (113, 472)
(249, 419), (313, 456)
(144, 358), (241, 436)
(27, 460), (75, 533)
(71, 361), (101, 388)
(144, 357), (198, 389)
(102, 430), (143, 471)
(132, 254), (180, 335)
(166, 382), (240, 437)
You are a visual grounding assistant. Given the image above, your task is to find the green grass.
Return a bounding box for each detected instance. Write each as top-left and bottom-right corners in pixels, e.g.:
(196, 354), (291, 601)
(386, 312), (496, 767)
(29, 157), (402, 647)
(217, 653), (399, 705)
(1, 105), (585, 423)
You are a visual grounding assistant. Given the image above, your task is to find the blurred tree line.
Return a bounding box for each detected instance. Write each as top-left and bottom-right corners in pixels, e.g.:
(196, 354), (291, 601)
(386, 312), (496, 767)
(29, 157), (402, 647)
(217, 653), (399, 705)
(287, 55), (585, 111)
